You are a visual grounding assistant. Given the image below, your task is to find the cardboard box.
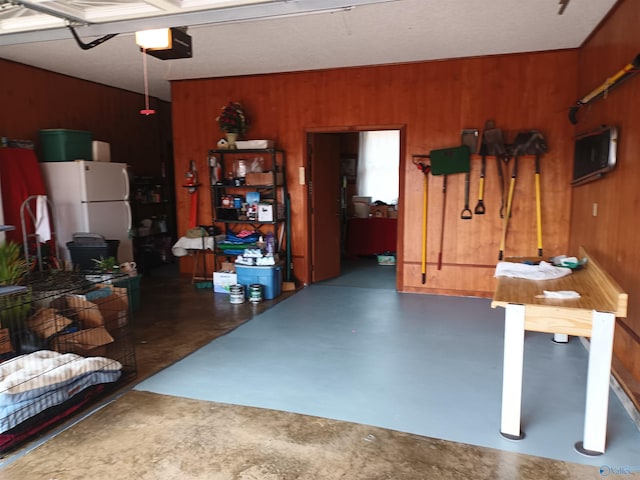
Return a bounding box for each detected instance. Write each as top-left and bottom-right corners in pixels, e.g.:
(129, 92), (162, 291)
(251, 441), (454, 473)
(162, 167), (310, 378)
(93, 287), (129, 330)
(26, 307), (72, 340)
(0, 328), (13, 355)
(213, 271), (238, 294)
(66, 285), (129, 331)
(370, 205), (388, 218)
(245, 171), (283, 186)
(52, 327), (114, 357)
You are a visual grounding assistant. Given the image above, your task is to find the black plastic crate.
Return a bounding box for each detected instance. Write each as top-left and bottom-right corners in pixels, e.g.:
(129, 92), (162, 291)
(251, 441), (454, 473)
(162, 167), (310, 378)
(66, 240), (120, 271)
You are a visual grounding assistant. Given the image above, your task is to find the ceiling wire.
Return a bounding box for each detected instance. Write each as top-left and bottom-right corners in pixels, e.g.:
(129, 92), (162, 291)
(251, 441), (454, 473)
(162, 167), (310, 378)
(68, 26), (118, 50)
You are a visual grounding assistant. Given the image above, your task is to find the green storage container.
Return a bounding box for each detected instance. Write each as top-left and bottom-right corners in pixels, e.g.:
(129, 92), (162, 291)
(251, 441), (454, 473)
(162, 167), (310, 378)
(39, 129), (93, 162)
(113, 274), (142, 312)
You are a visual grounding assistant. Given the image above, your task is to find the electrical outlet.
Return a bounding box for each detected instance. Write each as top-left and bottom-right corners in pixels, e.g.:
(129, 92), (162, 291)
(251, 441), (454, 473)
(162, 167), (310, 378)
(592, 203), (598, 217)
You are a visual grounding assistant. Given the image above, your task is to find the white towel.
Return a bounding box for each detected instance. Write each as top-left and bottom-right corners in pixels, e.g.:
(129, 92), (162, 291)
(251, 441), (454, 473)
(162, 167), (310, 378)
(35, 195), (51, 242)
(171, 236), (215, 257)
(494, 261), (572, 281)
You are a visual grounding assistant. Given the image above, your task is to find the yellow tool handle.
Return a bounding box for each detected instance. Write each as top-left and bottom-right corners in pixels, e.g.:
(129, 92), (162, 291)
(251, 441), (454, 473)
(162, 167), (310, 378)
(535, 173), (542, 256)
(421, 173), (428, 283)
(478, 177), (485, 201)
(499, 177), (516, 260)
(580, 61), (636, 104)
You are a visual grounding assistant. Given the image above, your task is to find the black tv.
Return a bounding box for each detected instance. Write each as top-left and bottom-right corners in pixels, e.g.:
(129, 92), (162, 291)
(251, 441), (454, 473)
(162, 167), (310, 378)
(572, 125), (618, 186)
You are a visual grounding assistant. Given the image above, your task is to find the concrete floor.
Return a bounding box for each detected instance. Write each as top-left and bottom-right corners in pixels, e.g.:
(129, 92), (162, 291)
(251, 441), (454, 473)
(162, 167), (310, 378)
(1, 258), (639, 479)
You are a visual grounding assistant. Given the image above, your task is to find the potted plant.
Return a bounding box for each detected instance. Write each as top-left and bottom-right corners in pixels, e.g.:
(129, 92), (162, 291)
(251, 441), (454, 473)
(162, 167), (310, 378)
(216, 101), (249, 148)
(86, 256), (120, 283)
(0, 241), (32, 352)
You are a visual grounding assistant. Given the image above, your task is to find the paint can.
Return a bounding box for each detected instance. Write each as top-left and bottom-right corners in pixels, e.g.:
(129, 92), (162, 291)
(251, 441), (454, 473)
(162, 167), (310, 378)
(229, 284), (245, 304)
(248, 284), (263, 303)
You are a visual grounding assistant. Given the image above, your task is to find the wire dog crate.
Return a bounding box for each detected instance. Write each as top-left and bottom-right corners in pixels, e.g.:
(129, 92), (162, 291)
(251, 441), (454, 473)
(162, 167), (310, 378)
(0, 271), (137, 452)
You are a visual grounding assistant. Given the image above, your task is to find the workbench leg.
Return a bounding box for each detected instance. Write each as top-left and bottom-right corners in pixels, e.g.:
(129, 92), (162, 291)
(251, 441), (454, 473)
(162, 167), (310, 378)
(500, 303), (526, 440)
(576, 310), (615, 455)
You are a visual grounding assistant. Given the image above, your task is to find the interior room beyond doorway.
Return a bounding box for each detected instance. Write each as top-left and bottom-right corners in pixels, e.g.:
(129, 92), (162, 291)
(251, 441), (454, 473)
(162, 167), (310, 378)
(309, 129), (400, 285)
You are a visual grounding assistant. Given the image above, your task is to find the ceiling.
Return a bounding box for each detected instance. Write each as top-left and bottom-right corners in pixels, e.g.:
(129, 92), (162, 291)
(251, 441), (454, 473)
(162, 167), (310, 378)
(0, 0), (618, 102)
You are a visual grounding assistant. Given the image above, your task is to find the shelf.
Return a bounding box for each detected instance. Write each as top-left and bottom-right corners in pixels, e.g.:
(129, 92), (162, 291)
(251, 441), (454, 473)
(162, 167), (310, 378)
(211, 183), (277, 189)
(208, 148), (283, 155)
(209, 147), (290, 281)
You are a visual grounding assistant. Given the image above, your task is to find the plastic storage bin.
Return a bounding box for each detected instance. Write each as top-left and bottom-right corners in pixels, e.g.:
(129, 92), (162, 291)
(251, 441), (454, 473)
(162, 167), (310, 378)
(66, 240), (119, 271)
(39, 129), (93, 162)
(235, 263), (282, 300)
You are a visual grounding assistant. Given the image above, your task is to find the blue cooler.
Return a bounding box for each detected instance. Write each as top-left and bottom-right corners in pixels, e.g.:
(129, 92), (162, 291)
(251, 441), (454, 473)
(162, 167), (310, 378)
(235, 263), (282, 300)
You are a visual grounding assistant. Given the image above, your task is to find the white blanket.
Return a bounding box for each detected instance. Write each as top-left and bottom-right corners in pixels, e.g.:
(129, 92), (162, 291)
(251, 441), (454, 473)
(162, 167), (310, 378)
(494, 261), (572, 281)
(0, 350), (121, 405)
(171, 236), (215, 257)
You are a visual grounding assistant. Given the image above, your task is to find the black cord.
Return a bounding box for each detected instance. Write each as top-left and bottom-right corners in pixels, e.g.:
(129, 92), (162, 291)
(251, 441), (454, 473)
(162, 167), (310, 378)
(68, 26), (118, 50)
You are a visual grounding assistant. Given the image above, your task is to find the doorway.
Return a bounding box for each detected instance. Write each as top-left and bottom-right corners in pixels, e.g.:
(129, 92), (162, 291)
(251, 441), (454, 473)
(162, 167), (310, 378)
(308, 129), (401, 287)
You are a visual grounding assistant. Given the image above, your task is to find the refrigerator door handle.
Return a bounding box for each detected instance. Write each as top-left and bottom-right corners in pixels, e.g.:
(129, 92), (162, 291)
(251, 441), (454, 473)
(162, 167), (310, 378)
(122, 166), (130, 201)
(125, 200), (132, 233)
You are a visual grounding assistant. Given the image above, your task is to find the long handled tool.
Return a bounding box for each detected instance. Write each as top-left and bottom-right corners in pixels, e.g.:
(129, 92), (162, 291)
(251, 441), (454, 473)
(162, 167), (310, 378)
(460, 129), (477, 220)
(483, 120), (507, 218)
(420, 165), (430, 283)
(534, 153), (543, 257)
(437, 175), (447, 270)
(498, 155), (518, 261)
(569, 53), (640, 124)
(413, 155), (430, 283)
(474, 150), (486, 214)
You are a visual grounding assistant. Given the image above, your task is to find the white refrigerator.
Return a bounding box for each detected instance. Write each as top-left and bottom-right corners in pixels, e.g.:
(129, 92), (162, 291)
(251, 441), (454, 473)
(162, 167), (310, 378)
(40, 160), (133, 264)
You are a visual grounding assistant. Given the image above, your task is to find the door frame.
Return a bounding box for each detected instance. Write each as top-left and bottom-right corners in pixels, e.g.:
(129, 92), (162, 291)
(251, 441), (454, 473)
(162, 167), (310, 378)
(305, 124), (407, 290)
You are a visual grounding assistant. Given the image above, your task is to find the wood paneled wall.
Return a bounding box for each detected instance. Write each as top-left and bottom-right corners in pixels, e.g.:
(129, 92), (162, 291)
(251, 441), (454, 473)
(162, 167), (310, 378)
(0, 59), (171, 176)
(569, 0), (640, 385)
(172, 50), (578, 294)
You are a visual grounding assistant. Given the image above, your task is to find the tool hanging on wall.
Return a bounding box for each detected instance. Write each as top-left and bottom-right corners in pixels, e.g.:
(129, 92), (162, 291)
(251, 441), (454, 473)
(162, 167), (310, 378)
(483, 120), (508, 218)
(428, 144), (470, 270)
(569, 53), (640, 124)
(497, 130), (548, 260)
(474, 134), (487, 215)
(183, 160), (201, 229)
(412, 155), (430, 283)
(460, 129), (479, 220)
(437, 175), (447, 270)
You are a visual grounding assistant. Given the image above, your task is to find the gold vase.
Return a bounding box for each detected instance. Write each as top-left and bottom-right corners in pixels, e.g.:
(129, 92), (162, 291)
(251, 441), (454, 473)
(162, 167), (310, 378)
(225, 132), (238, 149)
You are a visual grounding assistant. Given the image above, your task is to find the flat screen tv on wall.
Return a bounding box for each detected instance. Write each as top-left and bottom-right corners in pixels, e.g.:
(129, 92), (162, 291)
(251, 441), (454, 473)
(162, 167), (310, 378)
(572, 125), (618, 186)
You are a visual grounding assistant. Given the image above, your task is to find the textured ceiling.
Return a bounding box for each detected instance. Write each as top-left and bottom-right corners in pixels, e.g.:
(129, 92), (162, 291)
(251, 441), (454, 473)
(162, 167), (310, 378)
(0, 0), (618, 101)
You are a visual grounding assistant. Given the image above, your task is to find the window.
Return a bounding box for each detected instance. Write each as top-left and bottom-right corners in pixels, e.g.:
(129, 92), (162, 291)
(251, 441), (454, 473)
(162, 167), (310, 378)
(356, 130), (399, 204)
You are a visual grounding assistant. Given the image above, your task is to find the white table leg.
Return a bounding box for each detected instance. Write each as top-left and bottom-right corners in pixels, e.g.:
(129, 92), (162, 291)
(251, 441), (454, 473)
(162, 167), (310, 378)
(576, 310), (615, 455)
(501, 303), (526, 439)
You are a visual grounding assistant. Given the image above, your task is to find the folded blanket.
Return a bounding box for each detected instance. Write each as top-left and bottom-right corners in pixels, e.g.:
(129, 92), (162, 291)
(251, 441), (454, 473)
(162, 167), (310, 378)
(0, 350), (121, 405)
(494, 261), (572, 281)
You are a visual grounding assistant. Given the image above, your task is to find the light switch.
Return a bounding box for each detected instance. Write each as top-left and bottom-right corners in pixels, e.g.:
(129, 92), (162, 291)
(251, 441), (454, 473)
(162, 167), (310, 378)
(299, 166), (306, 185)
(592, 203), (598, 217)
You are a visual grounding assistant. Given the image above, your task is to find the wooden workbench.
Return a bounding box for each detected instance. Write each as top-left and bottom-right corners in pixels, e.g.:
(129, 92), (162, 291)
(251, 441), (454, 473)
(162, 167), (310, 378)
(491, 246), (628, 455)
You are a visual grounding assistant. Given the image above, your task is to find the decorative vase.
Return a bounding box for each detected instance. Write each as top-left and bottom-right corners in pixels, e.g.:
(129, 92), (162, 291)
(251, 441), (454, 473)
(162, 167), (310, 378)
(225, 132), (238, 149)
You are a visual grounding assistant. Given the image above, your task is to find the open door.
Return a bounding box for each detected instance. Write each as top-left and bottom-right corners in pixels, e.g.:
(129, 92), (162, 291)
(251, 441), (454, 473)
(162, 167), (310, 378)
(309, 133), (342, 282)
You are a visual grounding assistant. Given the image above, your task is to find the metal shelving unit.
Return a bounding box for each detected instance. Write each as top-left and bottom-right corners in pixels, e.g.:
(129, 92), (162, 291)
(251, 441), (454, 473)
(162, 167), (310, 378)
(207, 148), (290, 277)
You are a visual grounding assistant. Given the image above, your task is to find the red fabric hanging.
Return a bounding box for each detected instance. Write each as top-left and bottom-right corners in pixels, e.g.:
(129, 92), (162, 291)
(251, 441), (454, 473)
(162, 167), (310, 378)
(0, 148), (47, 244)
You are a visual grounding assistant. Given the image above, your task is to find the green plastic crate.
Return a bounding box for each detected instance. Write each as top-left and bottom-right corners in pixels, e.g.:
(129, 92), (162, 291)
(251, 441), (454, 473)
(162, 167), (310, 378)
(113, 274), (142, 312)
(39, 129), (93, 162)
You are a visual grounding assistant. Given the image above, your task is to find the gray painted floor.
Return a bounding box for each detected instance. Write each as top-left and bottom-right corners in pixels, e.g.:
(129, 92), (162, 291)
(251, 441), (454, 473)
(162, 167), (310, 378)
(136, 258), (640, 468)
